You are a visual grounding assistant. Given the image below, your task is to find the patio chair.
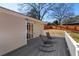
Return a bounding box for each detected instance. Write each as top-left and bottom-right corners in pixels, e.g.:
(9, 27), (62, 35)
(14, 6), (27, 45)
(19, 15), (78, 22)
(39, 32), (53, 46)
(46, 32), (52, 40)
(39, 32), (55, 52)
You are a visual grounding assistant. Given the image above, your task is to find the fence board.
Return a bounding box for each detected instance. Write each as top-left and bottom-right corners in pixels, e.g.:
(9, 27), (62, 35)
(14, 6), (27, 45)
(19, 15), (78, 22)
(44, 25), (79, 31)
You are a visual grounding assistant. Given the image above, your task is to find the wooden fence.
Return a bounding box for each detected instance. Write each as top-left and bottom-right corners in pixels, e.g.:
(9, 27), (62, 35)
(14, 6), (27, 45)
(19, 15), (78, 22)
(44, 25), (79, 31)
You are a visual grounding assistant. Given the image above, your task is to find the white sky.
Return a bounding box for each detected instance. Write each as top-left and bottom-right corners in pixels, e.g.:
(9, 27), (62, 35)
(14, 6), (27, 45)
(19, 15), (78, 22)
(0, 3), (19, 12)
(0, 0), (79, 3)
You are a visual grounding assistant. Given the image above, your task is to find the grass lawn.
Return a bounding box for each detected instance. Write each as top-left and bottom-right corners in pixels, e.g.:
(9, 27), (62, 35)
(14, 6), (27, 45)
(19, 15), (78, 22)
(44, 29), (64, 37)
(67, 31), (79, 43)
(44, 29), (79, 43)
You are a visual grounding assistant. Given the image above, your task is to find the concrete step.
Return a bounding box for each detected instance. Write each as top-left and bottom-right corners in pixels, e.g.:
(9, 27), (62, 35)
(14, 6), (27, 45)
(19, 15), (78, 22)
(39, 46), (56, 52)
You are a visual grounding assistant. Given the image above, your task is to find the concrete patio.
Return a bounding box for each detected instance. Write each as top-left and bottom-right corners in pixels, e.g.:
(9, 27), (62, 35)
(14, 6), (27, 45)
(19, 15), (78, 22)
(4, 36), (70, 56)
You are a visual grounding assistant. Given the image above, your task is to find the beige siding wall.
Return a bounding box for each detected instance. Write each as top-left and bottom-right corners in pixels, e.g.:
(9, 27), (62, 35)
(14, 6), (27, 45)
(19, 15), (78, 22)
(32, 20), (44, 38)
(0, 12), (27, 55)
(26, 19), (44, 39)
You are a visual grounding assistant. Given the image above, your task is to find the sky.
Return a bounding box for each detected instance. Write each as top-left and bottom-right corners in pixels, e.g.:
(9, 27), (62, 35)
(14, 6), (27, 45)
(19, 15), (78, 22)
(0, 3), (79, 22)
(74, 3), (79, 15)
(0, 3), (19, 12)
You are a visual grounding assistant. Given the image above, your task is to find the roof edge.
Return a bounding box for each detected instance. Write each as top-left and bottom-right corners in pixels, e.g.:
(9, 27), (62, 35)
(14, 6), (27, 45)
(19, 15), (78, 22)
(0, 6), (43, 23)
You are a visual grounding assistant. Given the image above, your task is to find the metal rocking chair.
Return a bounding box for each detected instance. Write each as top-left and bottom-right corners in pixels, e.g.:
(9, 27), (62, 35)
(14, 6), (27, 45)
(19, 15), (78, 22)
(39, 32), (55, 52)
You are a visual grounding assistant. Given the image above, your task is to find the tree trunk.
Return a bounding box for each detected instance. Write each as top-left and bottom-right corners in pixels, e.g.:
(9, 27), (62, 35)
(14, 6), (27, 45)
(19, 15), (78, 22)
(59, 19), (62, 25)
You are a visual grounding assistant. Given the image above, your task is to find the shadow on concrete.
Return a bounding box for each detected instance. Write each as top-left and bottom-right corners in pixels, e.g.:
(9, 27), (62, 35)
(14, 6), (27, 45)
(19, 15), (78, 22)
(4, 36), (70, 56)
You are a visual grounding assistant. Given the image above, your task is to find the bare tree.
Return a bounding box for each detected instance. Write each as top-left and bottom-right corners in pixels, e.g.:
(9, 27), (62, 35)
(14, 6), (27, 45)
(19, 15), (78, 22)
(26, 8), (37, 19)
(49, 3), (74, 25)
(18, 3), (51, 20)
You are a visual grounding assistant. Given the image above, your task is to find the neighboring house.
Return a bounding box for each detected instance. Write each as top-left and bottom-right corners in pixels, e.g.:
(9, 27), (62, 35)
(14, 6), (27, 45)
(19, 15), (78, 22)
(63, 16), (79, 25)
(63, 22), (79, 25)
(0, 6), (44, 55)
